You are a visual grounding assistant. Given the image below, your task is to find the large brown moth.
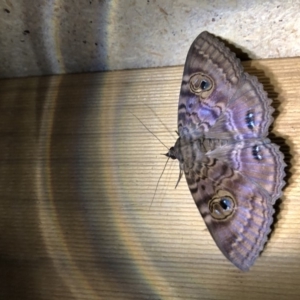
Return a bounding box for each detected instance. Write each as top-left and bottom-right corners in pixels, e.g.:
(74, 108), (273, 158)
(167, 31), (285, 271)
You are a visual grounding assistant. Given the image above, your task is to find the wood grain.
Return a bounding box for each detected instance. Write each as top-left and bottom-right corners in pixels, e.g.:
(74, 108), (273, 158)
(0, 58), (297, 299)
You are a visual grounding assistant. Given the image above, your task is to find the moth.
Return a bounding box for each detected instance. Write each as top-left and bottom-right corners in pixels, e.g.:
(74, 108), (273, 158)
(167, 31), (285, 271)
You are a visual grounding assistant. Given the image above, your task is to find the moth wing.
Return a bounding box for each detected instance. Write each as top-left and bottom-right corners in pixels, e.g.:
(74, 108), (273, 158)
(207, 139), (286, 203)
(177, 31), (243, 138)
(205, 74), (274, 140)
(185, 157), (274, 271)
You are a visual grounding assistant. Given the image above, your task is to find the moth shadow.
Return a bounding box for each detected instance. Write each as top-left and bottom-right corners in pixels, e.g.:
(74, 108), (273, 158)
(219, 37), (251, 61)
(268, 133), (291, 232)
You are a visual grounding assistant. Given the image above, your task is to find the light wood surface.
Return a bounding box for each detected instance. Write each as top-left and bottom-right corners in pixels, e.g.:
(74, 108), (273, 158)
(0, 58), (298, 299)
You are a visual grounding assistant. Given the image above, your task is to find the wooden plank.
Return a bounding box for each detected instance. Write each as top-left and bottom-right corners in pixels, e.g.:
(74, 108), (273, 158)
(0, 58), (297, 299)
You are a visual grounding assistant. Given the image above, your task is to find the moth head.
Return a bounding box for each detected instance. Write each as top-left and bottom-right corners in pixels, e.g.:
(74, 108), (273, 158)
(189, 73), (214, 99)
(208, 190), (236, 220)
(165, 146), (177, 160)
(165, 138), (184, 163)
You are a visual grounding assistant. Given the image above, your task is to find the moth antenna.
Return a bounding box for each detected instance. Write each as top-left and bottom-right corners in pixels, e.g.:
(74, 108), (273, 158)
(129, 111), (169, 150)
(129, 109), (177, 208)
(145, 104), (177, 139)
(149, 156), (170, 209)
